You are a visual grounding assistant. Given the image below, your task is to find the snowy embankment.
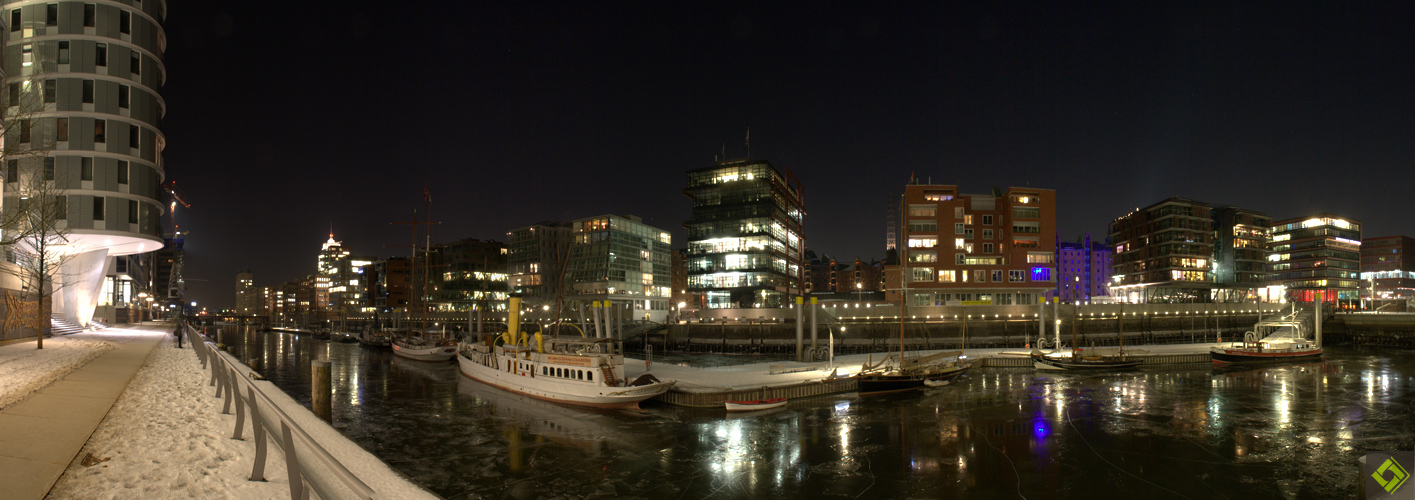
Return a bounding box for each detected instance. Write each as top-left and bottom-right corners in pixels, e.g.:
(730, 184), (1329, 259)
(49, 334), (439, 500)
(0, 336), (115, 410)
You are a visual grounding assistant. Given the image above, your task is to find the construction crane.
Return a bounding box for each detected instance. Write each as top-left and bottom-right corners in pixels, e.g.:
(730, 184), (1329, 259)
(162, 180), (191, 232)
(161, 181), (191, 302)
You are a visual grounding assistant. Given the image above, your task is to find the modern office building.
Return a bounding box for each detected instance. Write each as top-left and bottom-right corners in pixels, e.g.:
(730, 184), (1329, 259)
(235, 268), (257, 314)
(364, 257), (411, 312)
(1211, 206), (1271, 301)
(565, 214), (672, 321)
(1361, 235), (1415, 302)
(506, 221), (572, 306)
(886, 183), (1057, 306)
(683, 159), (805, 309)
(1057, 236), (1112, 303)
(1109, 198), (1214, 303)
(1267, 214), (1362, 304)
(427, 237), (507, 312)
(1, 1), (167, 327)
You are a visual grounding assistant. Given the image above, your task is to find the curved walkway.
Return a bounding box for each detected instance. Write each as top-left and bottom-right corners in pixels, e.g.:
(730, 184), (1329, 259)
(0, 323), (167, 500)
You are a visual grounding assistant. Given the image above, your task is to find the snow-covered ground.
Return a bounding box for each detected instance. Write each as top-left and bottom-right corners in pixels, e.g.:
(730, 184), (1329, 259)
(45, 331), (440, 500)
(0, 335), (116, 411)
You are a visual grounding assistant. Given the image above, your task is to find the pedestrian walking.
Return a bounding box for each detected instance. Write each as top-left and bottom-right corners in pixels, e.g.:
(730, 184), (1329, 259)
(174, 321), (184, 348)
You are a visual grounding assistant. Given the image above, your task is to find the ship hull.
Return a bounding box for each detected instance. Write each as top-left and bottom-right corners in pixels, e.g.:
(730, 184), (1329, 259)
(457, 351), (672, 409)
(1210, 347), (1323, 364)
(1032, 354), (1142, 371)
(392, 341), (456, 362)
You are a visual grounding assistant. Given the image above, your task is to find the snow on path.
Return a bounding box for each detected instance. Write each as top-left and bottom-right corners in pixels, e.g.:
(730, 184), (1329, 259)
(47, 334), (293, 500)
(0, 335), (116, 411)
(49, 332), (441, 500)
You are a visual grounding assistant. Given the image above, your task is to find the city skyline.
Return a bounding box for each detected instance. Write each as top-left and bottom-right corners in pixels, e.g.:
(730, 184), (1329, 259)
(160, 3), (1413, 309)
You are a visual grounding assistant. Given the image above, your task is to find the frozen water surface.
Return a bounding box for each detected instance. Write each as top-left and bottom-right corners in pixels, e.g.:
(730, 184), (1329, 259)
(215, 326), (1409, 499)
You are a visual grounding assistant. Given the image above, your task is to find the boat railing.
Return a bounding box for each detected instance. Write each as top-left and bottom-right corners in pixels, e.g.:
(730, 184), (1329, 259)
(186, 324), (376, 500)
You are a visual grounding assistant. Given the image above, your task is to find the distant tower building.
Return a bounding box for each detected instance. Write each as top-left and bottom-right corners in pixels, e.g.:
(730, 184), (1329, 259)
(683, 159), (805, 309)
(566, 215), (672, 321)
(0, 0), (168, 328)
(506, 221), (573, 305)
(235, 269), (256, 314)
(1211, 206), (1271, 302)
(1268, 214), (1361, 304)
(316, 233), (373, 315)
(1058, 235), (1112, 303)
(885, 193), (898, 252)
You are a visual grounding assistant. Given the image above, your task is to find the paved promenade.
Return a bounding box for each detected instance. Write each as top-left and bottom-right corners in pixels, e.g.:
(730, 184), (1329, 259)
(0, 323), (167, 500)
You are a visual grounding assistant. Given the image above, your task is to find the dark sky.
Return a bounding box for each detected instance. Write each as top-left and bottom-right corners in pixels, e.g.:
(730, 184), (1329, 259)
(162, 2), (1415, 310)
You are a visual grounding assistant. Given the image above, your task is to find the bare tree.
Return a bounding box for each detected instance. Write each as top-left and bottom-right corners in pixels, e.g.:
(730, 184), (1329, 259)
(1, 56), (74, 348)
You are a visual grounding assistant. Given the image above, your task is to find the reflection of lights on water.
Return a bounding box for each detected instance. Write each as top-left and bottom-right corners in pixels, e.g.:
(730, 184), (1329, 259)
(835, 401), (850, 413)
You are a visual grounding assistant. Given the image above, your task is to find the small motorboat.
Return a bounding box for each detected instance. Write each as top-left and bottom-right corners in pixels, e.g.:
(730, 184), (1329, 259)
(724, 397), (787, 412)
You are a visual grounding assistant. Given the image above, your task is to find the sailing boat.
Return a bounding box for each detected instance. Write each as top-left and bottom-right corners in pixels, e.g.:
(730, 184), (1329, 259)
(1032, 301), (1140, 370)
(858, 255), (971, 395)
(392, 189), (456, 362)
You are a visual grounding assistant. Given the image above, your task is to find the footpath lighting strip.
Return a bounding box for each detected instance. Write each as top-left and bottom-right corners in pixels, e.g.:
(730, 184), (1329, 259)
(187, 325), (376, 500)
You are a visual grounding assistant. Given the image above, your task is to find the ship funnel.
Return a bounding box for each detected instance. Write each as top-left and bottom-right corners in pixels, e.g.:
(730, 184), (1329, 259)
(505, 295), (522, 346)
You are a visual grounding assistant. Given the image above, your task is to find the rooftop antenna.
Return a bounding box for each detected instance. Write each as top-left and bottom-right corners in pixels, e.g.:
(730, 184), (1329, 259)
(745, 127), (751, 159)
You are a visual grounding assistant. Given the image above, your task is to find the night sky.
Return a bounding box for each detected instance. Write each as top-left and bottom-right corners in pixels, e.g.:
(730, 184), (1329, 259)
(162, 3), (1414, 309)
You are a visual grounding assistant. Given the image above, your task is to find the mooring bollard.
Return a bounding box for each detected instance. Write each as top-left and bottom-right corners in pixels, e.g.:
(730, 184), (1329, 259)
(312, 359), (331, 421)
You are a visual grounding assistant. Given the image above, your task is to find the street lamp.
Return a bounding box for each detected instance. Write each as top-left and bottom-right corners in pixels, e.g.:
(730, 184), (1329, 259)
(855, 282), (863, 302)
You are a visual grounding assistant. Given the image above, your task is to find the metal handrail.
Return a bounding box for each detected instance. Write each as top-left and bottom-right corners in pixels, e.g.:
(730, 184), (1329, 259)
(186, 324), (376, 500)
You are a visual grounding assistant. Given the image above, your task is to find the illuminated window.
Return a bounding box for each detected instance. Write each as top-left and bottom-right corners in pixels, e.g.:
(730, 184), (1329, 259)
(1026, 252), (1053, 264)
(909, 252), (937, 263)
(908, 237), (936, 248)
(912, 267), (934, 282)
(938, 270), (955, 282)
(21, 43), (32, 67)
(1014, 238), (1039, 249)
(908, 205), (936, 217)
(974, 270), (985, 282)
(1031, 268), (1053, 282)
(1009, 270), (1024, 282)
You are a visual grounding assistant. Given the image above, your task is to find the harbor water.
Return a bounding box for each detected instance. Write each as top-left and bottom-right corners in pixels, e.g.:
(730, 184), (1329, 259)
(214, 326), (1408, 499)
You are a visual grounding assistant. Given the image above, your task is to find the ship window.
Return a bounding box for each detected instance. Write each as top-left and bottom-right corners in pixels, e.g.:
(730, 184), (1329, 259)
(588, 371), (593, 381)
(577, 370), (583, 380)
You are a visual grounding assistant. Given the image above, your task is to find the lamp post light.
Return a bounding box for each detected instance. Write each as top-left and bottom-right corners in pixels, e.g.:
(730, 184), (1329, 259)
(856, 282), (863, 302)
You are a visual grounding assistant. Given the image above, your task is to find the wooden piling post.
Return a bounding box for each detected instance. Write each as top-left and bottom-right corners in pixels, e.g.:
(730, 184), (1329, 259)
(312, 359), (331, 421)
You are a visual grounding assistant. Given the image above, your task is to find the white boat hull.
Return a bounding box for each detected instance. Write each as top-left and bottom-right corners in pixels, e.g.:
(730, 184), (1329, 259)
(457, 350), (672, 409)
(393, 342), (456, 362)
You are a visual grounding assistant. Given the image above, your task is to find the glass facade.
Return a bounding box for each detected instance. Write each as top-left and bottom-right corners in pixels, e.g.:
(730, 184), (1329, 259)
(684, 160), (805, 308)
(1267, 214), (1362, 303)
(566, 215), (671, 312)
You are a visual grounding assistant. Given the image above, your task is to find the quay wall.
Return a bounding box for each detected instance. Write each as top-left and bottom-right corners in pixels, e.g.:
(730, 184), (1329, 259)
(642, 303), (1281, 355)
(1323, 313), (1415, 347)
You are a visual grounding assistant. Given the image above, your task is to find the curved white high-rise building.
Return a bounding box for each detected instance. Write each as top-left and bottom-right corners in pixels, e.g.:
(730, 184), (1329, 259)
(2, 0), (166, 328)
